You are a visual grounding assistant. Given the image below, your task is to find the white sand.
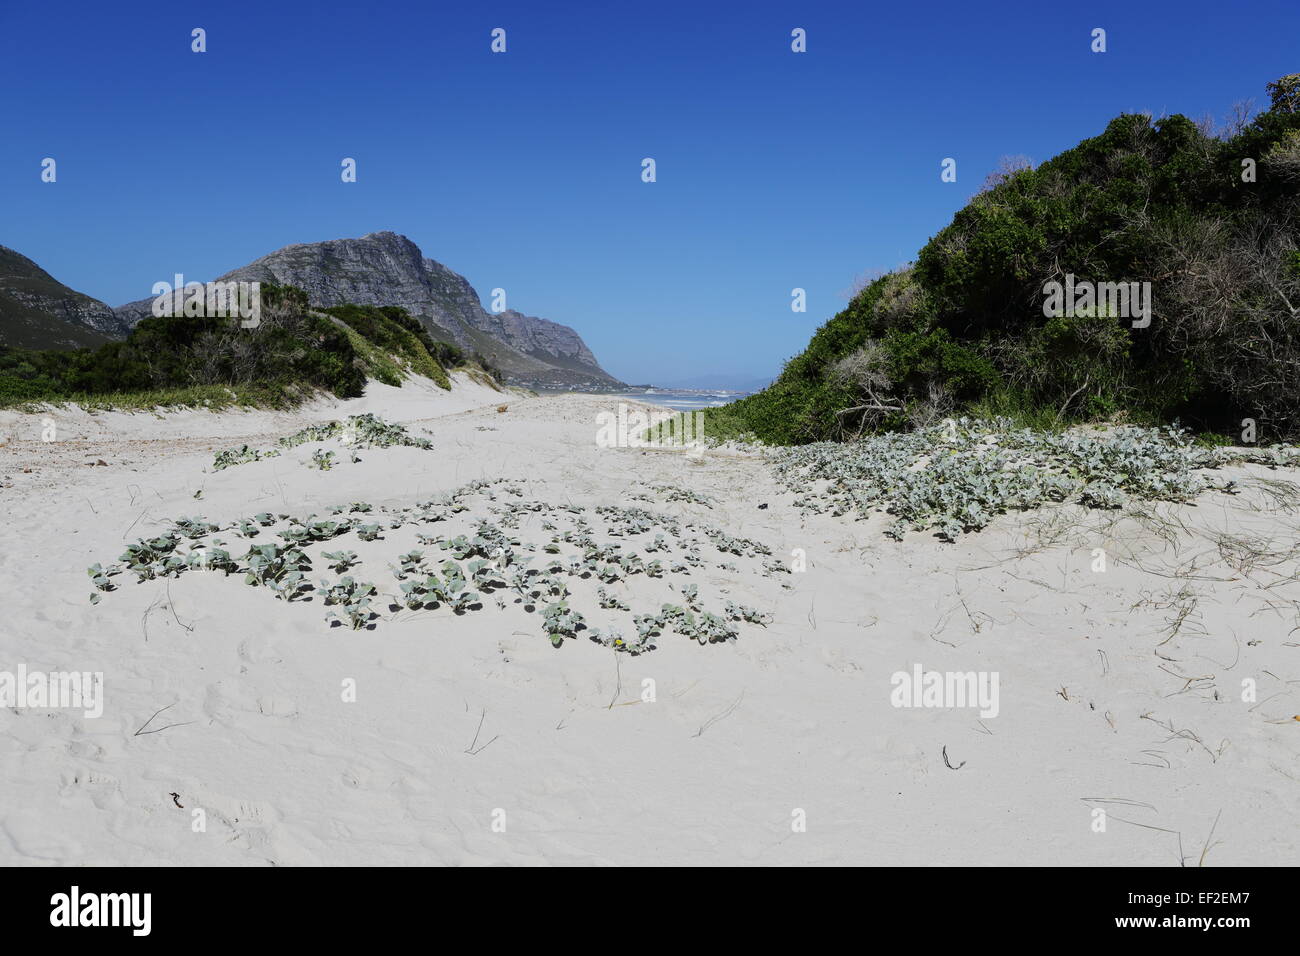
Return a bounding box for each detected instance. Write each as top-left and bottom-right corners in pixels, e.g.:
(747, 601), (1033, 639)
(1, 374), (1297, 866)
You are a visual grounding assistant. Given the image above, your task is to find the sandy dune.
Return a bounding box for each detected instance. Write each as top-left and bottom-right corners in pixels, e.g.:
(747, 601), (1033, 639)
(1, 374), (1296, 866)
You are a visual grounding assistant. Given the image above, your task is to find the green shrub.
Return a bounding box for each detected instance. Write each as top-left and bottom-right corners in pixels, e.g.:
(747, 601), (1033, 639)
(883, 328), (999, 398)
(716, 75), (1300, 443)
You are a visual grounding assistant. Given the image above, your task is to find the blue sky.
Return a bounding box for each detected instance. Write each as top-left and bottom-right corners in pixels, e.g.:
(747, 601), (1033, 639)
(2, 0), (1297, 386)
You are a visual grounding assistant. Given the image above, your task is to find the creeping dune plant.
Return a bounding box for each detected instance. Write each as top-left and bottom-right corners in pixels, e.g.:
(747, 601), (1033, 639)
(211, 413), (434, 472)
(772, 418), (1278, 541)
(89, 477), (780, 652)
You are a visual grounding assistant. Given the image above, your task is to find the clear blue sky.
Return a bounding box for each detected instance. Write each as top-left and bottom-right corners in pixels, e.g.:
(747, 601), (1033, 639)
(2, 0), (1296, 386)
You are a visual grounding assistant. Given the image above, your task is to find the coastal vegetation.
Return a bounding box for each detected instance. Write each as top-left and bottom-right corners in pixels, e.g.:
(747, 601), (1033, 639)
(710, 75), (1300, 445)
(88, 452), (784, 652)
(0, 284), (489, 409)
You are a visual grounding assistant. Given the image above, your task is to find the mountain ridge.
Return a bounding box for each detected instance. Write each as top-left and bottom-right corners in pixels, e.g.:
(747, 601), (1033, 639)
(0, 245), (127, 350)
(112, 232), (623, 388)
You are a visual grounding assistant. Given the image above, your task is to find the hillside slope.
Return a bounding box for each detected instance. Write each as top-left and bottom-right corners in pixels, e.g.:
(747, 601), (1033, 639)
(0, 246), (126, 350)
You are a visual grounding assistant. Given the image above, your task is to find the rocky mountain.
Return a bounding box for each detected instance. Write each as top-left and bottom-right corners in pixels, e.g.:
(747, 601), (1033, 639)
(478, 308), (603, 372)
(114, 232), (623, 388)
(0, 245), (126, 349)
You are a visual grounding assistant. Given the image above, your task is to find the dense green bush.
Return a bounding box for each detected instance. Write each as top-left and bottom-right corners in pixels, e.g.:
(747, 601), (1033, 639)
(713, 75), (1300, 444)
(0, 283), (366, 405)
(882, 328), (999, 398)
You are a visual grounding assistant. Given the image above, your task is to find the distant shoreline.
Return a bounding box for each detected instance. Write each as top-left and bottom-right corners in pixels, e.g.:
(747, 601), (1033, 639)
(534, 386), (752, 411)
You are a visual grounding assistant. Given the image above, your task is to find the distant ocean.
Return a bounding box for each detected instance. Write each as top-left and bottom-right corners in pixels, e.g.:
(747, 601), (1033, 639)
(609, 388), (750, 411)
